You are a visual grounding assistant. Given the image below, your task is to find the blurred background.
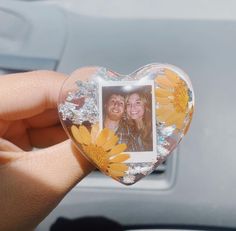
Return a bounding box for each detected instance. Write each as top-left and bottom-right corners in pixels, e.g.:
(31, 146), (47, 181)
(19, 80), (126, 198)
(1, 0), (236, 230)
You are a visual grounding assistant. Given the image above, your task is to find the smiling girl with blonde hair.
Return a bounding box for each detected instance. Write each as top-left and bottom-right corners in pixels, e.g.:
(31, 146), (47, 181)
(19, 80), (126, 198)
(125, 89), (153, 151)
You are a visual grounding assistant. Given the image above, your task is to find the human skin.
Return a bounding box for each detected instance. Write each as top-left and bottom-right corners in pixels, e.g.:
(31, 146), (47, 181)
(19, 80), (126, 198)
(104, 94), (125, 131)
(126, 93), (145, 129)
(0, 70), (94, 231)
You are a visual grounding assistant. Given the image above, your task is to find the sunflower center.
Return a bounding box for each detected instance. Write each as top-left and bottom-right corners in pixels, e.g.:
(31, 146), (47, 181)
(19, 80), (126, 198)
(173, 80), (189, 113)
(82, 144), (109, 170)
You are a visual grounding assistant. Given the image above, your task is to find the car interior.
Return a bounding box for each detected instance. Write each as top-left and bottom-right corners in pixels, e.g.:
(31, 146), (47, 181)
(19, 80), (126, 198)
(1, 0), (236, 230)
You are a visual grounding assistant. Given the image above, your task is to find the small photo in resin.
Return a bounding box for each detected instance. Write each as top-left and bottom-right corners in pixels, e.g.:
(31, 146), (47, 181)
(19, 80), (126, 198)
(100, 81), (156, 155)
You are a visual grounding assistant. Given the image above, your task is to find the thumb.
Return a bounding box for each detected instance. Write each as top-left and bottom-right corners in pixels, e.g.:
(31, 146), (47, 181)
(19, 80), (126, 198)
(1, 140), (93, 191)
(0, 140), (93, 231)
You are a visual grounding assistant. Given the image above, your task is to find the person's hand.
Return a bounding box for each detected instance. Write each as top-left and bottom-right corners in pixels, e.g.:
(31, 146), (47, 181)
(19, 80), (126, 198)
(0, 70), (93, 231)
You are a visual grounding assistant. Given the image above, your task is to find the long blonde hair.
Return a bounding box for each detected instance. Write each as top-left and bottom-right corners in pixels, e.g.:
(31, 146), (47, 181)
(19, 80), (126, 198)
(125, 90), (152, 151)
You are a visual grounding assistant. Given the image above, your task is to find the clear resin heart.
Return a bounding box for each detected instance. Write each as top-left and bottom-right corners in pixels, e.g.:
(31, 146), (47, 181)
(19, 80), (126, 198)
(58, 64), (194, 185)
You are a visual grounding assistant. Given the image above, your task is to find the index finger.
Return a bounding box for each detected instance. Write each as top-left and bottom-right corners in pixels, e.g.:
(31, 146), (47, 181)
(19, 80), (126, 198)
(0, 71), (67, 121)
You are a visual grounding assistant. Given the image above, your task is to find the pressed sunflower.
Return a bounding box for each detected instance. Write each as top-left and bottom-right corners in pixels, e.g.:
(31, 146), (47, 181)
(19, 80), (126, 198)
(71, 124), (130, 179)
(155, 69), (191, 130)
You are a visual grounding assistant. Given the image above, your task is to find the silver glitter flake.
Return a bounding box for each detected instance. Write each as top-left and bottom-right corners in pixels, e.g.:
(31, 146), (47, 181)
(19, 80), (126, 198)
(59, 80), (99, 124)
(157, 145), (169, 157)
(126, 162), (154, 175)
(58, 102), (76, 121)
(123, 175), (136, 184)
(160, 125), (175, 136)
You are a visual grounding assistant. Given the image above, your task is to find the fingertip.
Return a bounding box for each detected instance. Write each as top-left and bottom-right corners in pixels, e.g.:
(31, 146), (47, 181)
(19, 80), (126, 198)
(0, 70), (68, 120)
(31, 70), (68, 109)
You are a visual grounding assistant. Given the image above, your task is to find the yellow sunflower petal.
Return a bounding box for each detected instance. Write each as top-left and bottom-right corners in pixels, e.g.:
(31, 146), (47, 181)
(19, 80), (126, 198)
(108, 170), (126, 177)
(71, 125), (84, 143)
(175, 113), (186, 130)
(155, 88), (173, 97)
(78, 125), (91, 145)
(158, 104), (174, 111)
(154, 75), (164, 85)
(91, 123), (99, 143)
(157, 97), (171, 105)
(107, 129), (116, 139)
(165, 112), (185, 129)
(165, 69), (180, 84)
(103, 134), (119, 151)
(156, 76), (174, 89)
(95, 128), (111, 146)
(110, 154), (130, 163)
(156, 106), (173, 121)
(165, 111), (180, 124)
(109, 163), (129, 171)
(108, 143), (127, 156)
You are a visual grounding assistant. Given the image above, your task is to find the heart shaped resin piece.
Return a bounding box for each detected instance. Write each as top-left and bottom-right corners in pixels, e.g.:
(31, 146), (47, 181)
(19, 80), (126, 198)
(58, 64), (194, 185)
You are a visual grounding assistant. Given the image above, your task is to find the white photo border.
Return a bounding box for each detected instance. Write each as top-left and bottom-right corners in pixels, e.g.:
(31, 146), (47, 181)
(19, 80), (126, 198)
(99, 80), (157, 163)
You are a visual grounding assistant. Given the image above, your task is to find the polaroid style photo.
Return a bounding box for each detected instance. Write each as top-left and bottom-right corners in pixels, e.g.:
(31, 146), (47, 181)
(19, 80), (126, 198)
(99, 80), (157, 163)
